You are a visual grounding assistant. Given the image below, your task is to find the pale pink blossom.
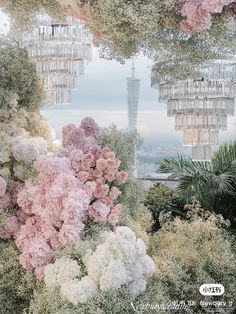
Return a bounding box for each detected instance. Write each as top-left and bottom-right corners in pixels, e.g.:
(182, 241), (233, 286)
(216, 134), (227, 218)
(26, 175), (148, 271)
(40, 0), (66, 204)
(69, 149), (84, 172)
(108, 204), (123, 226)
(101, 147), (115, 159)
(100, 196), (114, 208)
(109, 187), (121, 200)
(84, 181), (96, 195)
(89, 201), (110, 223)
(180, 0), (232, 34)
(80, 117), (100, 139)
(116, 171), (128, 184)
(58, 220), (84, 246)
(77, 171), (89, 183)
(93, 183), (109, 198)
(10, 182), (25, 205)
(96, 158), (107, 171)
(93, 169), (103, 179)
(104, 173), (116, 182)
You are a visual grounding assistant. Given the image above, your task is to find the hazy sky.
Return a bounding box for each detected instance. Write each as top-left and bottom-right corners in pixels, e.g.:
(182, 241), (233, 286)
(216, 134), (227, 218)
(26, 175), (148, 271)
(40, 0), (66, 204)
(49, 48), (160, 112)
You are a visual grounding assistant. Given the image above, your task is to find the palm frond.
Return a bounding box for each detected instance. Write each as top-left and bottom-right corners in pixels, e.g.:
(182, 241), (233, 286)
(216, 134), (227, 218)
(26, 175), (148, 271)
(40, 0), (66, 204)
(212, 141), (236, 173)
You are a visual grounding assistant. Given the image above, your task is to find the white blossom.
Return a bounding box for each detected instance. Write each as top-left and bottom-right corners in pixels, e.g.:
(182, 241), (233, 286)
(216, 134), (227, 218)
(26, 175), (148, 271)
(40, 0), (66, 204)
(44, 257), (81, 289)
(12, 136), (47, 163)
(60, 276), (97, 305)
(85, 226), (155, 297)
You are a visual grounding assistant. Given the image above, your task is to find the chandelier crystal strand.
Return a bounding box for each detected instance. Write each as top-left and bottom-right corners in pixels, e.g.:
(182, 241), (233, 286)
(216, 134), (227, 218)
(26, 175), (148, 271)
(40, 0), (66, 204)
(21, 14), (92, 105)
(152, 59), (236, 161)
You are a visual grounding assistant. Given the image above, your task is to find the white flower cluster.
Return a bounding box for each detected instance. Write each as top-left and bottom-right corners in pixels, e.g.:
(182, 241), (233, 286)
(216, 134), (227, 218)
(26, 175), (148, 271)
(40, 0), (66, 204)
(85, 226), (155, 297)
(44, 227), (155, 305)
(12, 136), (47, 164)
(44, 257), (81, 289)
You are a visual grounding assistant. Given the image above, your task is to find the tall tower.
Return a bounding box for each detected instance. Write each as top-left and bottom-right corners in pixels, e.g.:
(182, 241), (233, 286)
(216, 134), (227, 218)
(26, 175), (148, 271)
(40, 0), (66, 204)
(127, 61), (140, 132)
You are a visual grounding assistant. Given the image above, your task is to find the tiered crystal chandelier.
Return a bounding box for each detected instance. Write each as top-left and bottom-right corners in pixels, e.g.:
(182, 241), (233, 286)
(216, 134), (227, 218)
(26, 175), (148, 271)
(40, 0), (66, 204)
(152, 59), (236, 161)
(21, 14), (92, 105)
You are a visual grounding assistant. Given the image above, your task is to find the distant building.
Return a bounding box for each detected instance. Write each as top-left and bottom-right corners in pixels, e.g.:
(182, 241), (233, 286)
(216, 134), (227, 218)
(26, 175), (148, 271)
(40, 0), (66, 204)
(127, 62), (140, 132)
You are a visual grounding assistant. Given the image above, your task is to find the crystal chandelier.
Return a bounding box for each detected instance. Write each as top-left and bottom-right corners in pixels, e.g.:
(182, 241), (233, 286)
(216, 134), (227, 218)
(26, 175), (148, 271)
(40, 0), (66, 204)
(152, 59), (236, 161)
(21, 14), (92, 105)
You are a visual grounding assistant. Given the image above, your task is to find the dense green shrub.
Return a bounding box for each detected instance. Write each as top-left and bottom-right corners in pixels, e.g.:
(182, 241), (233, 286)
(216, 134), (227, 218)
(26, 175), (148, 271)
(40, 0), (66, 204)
(0, 41), (45, 111)
(0, 241), (36, 314)
(144, 183), (184, 231)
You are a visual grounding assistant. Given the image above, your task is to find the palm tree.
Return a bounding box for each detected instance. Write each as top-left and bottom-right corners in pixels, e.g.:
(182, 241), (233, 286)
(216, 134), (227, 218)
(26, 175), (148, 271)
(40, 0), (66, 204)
(159, 141), (236, 226)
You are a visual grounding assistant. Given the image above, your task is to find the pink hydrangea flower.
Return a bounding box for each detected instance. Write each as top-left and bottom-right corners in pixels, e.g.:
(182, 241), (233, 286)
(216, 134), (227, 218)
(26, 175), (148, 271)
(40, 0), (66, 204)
(101, 147), (116, 159)
(1, 117), (126, 279)
(109, 187), (122, 200)
(84, 181), (96, 195)
(77, 171), (89, 183)
(89, 201), (111, 223)
(108, 204), (123, 227)
(100, 196), (114, 208)
(96, 158), (107, 171)
(180, 0), (233, 34)
(58, 220), (84, 246)
(93, 183), (109, 198)
(80, 117), (100, 139)
(116, 171), (128, 184)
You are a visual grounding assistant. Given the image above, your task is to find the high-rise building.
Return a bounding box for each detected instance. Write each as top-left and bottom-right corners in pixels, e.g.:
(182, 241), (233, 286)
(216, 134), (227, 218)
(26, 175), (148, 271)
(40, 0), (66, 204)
(21, 14), (92, 105)
(152, 59), (236, 161)
(127, 62), (140, 132)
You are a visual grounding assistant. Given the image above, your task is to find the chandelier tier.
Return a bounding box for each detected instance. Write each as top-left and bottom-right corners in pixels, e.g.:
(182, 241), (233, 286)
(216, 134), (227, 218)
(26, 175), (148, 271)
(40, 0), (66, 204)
(21, 14), (92, 105)
(152, 59), (236, 161)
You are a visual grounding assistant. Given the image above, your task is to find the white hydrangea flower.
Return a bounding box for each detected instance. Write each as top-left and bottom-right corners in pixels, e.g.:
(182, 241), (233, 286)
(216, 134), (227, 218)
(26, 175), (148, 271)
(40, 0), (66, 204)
(44, 257), (81, 289)
(12, 136), (47, 163)
(60, 276), (97, 305)
(45, 227), (155, 305)
(85, 226), (155, 297)
(99, 260), (128, 292)
(128, 277), (146, 297)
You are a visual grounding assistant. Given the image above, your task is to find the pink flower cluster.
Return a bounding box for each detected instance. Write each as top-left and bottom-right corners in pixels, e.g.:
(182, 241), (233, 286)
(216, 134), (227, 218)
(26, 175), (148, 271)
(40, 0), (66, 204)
(0, 118), (128, 279)
(180, 0), (234, 34)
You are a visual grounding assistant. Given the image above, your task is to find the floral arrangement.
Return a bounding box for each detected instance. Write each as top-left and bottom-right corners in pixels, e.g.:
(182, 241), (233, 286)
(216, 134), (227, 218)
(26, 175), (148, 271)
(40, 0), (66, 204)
(180, 0), (235, 34)
(0, 35), (236, 314)
(44, 227), (155, 305)
(1, 116), (130, 279)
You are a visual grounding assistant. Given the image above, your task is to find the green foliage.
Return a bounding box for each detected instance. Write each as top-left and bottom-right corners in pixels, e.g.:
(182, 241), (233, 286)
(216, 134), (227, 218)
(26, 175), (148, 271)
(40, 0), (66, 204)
(150, 205), (236, 313)
(159, 142), (236, 226)
(0, 40), (45, 111)
(0, 240), (36, 314)
(99, 124), (142, 172)
(144, 183), (184, 231)
(99, 124), (152, 239)
(0, 0), (65, 30)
